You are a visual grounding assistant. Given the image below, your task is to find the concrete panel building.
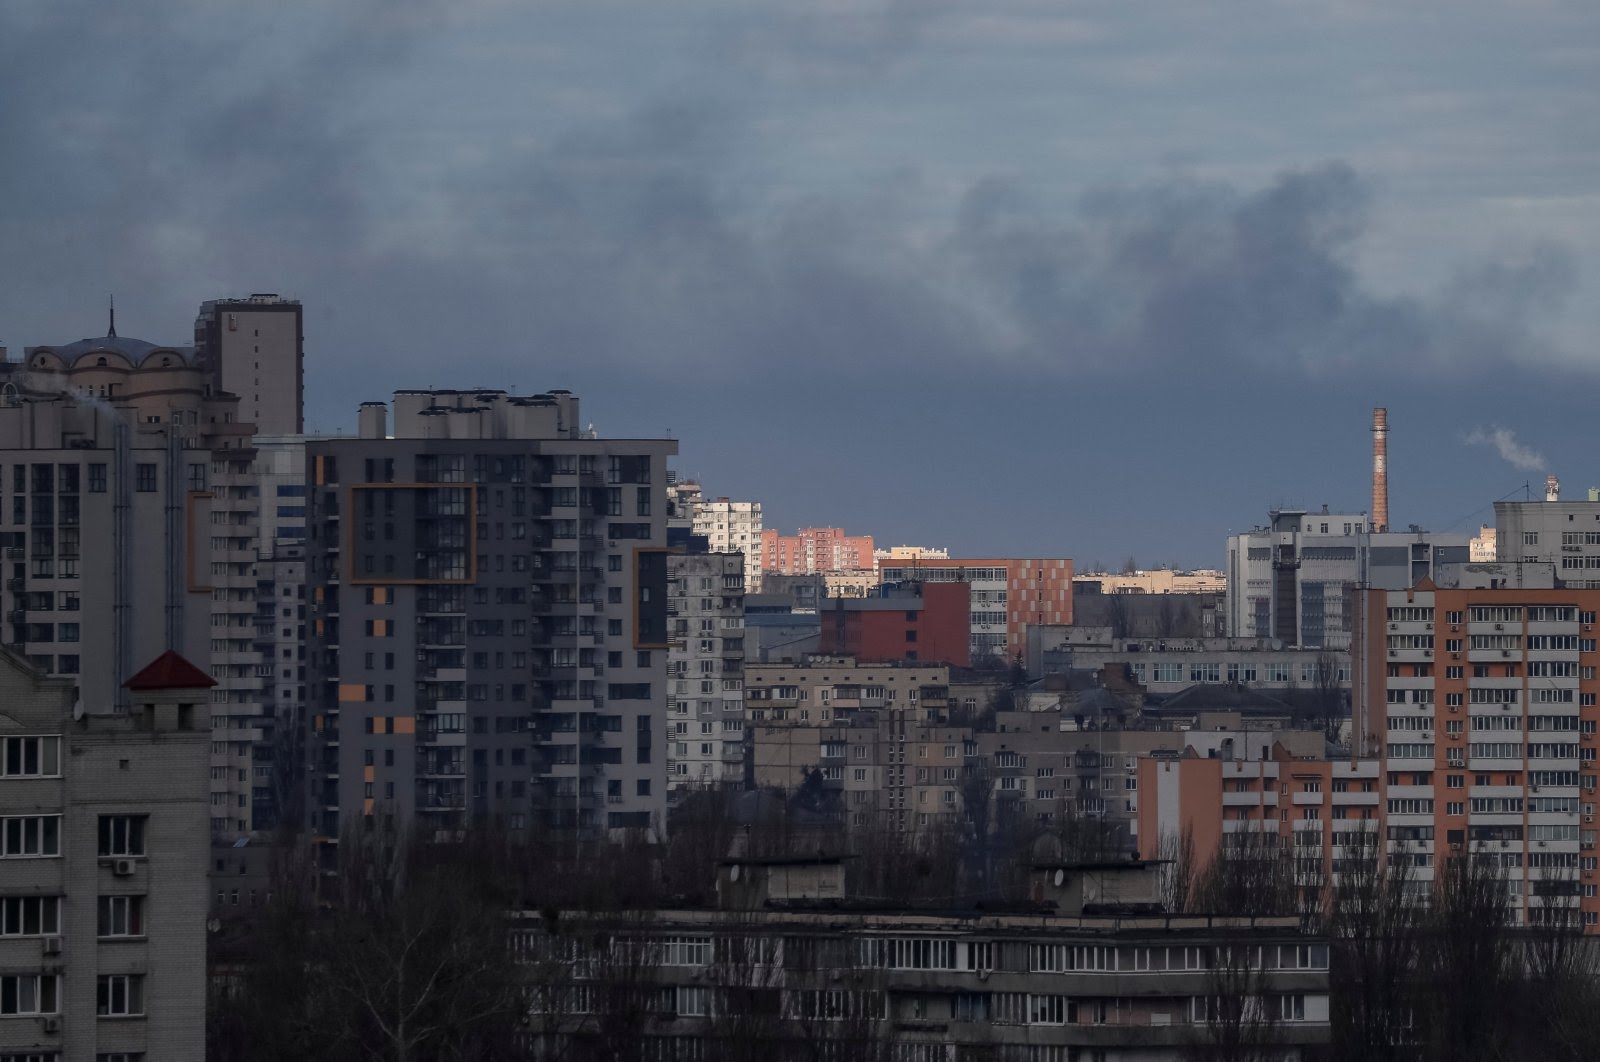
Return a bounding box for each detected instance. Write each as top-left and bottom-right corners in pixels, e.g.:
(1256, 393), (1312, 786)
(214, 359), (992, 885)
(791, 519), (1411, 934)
(304, 389), (676, 841)
(0, 648), (211, 1062)
(666, 548), (745, 795)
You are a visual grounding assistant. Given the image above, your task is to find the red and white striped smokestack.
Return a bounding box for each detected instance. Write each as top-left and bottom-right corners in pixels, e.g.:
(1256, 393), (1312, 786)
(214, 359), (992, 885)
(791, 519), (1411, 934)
(1372, 407), (1389, 533)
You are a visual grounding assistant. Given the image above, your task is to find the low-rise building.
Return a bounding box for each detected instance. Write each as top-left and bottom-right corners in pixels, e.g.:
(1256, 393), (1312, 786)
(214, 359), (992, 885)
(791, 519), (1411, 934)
(512, 860), (1333, 1061)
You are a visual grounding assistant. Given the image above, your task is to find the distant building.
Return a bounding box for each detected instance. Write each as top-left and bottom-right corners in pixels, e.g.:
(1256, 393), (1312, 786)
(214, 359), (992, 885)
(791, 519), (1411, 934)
(762, 527), (875, 583)
(1224, 509), (1470, 649)
(874, 544), (948, 561)
(1031, 630), (1350, 698)
(1494, 496), (1600, 587)
(666, 548), (745, 794)
(817, 581), (971, 667)
(1074, 569), (1227, 595)
(668, 481), (763, 593)
(1136, 745), (1383, 892)
(1471, 525), (1497, 562)
(194, 294), (305, 435)
(0, 648), (210, 1060)
(877, 557), (1074, 666)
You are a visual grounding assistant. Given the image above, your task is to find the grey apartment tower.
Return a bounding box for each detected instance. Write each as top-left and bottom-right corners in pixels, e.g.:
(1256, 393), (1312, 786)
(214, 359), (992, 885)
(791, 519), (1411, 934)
(305, 390), (677, 842)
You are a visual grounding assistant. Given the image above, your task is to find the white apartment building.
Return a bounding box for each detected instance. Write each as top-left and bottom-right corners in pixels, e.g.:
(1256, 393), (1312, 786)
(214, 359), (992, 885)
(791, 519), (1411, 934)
(690, 493), (763, 593)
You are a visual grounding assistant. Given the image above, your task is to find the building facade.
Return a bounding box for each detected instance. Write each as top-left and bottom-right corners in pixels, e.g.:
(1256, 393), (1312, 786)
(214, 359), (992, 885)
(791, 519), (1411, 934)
(762, 528), (875, 584)
(193, 294), (305, 435)
(1225, 509), (1470, 649)
(0, 333), (271, 840)
(666, 549), (745, 795)
(876, 557), (1074, 665)
(1495, 497), (1600, 587)
(304, 389), (677, 841)
(0, 648), (211, 1061)
(818, 582), (971, 667)
(669, 485), (764, 593)
(513, 866), (1333, 1061)
(1353, 582), (1600, 928)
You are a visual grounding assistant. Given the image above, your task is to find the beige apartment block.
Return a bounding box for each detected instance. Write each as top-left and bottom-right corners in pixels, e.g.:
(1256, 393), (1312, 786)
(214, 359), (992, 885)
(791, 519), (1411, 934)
(0, 648), (210, 1061)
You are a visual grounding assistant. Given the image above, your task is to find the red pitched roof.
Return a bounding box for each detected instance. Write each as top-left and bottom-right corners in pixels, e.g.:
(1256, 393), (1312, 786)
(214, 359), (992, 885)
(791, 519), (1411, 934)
(124, 650), (217, 691)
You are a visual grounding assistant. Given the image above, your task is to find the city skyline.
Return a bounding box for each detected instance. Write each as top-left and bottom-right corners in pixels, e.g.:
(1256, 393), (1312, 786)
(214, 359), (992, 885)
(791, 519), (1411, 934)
(3, 0), (1594, 567)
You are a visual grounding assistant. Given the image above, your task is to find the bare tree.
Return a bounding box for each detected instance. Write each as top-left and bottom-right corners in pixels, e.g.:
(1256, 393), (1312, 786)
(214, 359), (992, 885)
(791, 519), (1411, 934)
(1326, 824), (1420, 1062)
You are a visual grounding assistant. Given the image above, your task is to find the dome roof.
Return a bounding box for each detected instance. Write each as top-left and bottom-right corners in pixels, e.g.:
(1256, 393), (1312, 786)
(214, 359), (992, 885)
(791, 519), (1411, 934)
(24, 336), (197, 367)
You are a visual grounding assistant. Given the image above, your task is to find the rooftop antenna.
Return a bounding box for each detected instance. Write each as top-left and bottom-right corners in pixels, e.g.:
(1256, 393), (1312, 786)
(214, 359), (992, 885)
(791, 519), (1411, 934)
(108, 294), (117, 338)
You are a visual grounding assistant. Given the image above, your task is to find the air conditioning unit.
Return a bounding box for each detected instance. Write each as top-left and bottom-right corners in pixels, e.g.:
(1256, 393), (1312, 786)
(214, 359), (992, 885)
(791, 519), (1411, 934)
(1427, 623), (1434, 631)
(42, 936), (61, 955)
(1452, 625), (1460, 632)
(1586, 816), (1594, 824)
(1389, 623), (1398, 631)
(42, 1017), (60, 1034)
(112, 858), (137, 877)
(1495, 624), (1505, 631)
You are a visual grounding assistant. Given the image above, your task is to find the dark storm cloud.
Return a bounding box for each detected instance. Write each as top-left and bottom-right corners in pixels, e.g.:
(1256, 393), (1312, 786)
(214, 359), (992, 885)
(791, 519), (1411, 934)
(0, 1), (1580, 395)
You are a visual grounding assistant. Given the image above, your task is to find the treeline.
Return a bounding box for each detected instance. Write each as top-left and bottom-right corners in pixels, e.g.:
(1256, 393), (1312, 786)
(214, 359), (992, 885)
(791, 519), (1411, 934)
(1167, 827), (1600, 1062)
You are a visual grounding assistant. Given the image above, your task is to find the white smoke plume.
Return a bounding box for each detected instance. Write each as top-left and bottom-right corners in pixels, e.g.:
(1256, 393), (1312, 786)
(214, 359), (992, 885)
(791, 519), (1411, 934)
(1465, 427), (1546, 472)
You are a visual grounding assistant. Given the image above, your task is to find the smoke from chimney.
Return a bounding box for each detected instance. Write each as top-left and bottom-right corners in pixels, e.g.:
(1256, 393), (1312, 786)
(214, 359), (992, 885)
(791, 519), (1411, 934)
(1372, 407), (1389, 533)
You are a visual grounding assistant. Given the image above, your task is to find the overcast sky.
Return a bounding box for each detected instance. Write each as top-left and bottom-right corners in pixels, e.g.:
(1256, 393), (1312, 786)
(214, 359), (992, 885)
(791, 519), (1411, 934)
(2, 0), (1596, 567)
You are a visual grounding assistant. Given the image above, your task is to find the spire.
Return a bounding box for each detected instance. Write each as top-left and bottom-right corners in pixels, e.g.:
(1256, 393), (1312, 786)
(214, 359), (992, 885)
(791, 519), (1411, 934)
(108, 294), (117, 338)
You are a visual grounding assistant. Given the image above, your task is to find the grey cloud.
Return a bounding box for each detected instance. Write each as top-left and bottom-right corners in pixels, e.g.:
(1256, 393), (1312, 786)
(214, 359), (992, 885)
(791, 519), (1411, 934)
(0, 0), (1581, 404)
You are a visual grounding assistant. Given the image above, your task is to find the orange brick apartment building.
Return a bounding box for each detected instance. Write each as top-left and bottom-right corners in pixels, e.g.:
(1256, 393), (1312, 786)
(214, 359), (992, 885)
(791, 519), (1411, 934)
(1140, 578), (1600, 931)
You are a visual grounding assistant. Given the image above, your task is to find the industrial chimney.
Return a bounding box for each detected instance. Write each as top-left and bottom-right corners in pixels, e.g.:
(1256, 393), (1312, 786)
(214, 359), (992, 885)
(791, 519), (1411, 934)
(1371, 407), (1389, 533)
(1546, 474), (1561, 502)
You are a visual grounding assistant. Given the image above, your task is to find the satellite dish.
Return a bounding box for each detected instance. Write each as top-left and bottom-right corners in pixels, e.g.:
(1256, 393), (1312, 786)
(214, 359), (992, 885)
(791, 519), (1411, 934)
(1052, 869), (1065, 887)
(207, 918), (222, 934)
(71, 700), (85, 722)
(729, 864), (741, 882)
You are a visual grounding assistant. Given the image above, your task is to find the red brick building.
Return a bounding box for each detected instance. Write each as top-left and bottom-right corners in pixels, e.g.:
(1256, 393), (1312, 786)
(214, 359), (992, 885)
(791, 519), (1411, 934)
(876, 557), (1073, 666)
(818, 581), (971, 667)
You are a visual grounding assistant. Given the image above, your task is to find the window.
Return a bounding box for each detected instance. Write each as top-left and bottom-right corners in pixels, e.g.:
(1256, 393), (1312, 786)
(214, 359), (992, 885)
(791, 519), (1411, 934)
(0, 816), (60, 857)
(89, 463), (107, 492)
(96, 974), (144, 1017)
(135, 464), (157, 493)
(0, 736), (60, 778)
(98, 816), (147, 857)
(0, 896), (59, 936)
(0, 974), (58, 1015)
(98, 895), (145, 938)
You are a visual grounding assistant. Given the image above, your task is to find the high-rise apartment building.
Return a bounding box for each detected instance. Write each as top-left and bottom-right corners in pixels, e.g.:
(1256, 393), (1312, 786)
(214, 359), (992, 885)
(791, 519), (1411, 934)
(0, 647), (211, 1060)
(194, 294), (305, 435)
(668, 481), (765, 593)
(1225, 509), (1470, 649)
(762, 527), (875, 581)
(0, 332), (272, 840)
(875, 557), (1073, 665)
(1354, 581), (1600, 928)
(304, 390), (676, 840)
(665, 548), (745, 794)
